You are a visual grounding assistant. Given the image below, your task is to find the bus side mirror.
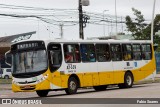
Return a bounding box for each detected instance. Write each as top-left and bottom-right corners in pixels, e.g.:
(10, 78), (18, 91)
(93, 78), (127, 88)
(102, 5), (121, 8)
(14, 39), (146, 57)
(5, 51), (12, 66)
(154, 44), (158, 51)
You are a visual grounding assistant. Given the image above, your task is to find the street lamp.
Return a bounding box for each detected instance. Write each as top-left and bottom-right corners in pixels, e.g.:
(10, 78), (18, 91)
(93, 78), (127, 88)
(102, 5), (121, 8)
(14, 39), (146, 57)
(103, 10), (109, 36)
(151, 0), (156, 43)
(79, 0), (89, 40)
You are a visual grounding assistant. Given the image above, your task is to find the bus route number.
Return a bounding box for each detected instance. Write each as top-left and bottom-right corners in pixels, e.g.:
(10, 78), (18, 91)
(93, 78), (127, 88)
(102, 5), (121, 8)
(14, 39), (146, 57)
(67, 64), (76, 73)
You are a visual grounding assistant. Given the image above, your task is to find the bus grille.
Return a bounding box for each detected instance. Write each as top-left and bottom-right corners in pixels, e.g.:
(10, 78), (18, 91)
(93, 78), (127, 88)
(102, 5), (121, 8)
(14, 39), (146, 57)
(18, 81), (37, 84)
(20, 85), (35, 90)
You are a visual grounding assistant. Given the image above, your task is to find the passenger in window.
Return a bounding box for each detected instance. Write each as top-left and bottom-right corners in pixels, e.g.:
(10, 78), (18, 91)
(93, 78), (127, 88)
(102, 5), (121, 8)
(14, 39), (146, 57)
(145, 53), (151, 60)
(80, 45), (87, 61)
(65, 53), (73, 62)
(124, 53), (131, 60)
(90, 53), (96, 62)
(75, 47), (80, 62)
(106, 52), (110, 60)
(142, 53), (146, 59)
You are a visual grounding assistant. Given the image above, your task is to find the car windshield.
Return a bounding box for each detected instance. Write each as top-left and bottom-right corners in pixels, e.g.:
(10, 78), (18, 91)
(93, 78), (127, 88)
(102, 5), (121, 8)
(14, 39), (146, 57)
(13, 50), (47, 74)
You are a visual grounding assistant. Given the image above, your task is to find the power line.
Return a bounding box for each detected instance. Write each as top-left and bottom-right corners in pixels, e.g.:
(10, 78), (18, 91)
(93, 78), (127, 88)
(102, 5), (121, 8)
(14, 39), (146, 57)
(0, 3), (77, 11)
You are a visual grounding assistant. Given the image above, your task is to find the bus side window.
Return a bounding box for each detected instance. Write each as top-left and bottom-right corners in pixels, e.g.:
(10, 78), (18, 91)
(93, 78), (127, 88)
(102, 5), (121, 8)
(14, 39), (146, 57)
(64, 44), (81, 63)
(80, 44), (96, 62)
(133, 44), (142, 60)
(96, 44), (110, 62)
(122, 44), (132, 61)
(111, 44), (122, 61)
(141, 44), (152, 60)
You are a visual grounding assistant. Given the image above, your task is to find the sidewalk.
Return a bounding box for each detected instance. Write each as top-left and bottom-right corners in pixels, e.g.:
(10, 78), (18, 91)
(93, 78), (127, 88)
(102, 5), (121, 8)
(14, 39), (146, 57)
(155, 73), (160, 78)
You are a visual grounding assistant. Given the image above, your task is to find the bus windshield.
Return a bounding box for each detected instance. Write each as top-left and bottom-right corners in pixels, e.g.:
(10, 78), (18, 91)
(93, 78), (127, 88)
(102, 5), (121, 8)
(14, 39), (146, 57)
(13, 50), (47, 74)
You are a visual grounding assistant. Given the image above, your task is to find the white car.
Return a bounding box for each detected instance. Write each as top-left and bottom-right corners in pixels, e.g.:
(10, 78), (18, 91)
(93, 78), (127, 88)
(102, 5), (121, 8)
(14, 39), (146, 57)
(0, 68), (12, 79)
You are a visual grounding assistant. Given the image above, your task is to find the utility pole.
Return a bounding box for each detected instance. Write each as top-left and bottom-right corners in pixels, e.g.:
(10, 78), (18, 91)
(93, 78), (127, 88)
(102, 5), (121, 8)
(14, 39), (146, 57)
(121, 16), (123, 33)
(79, 0), (84, 39)
(151, 0), (156, 43)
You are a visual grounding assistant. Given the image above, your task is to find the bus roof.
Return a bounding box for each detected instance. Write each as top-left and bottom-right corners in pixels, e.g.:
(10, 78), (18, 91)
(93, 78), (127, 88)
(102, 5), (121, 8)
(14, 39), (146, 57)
(44, 39), (152, 44)
(12, 38), (152, 45)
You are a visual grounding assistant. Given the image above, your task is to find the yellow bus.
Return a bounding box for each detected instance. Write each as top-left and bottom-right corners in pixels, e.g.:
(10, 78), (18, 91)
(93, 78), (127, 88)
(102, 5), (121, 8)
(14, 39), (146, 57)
(6, 39), (156, 97)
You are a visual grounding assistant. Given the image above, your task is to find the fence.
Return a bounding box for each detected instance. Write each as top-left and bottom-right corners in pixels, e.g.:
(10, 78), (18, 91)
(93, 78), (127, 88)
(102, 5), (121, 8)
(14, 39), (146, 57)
(155, 52), (160, 73)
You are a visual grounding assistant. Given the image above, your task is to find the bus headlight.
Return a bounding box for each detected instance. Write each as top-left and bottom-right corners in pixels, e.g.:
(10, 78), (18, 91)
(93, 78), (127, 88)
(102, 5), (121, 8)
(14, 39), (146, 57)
(12, 80), (18, 85)
(43, 74), (48, 79)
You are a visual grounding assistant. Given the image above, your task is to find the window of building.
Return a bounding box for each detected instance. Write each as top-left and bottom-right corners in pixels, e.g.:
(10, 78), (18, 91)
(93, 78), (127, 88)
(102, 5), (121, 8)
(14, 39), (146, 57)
(80, 44), (96, 62)
(110, 44), (122, 61)
(133, 44), (142, 60)
(141, 44), (152, 60)
(122, 44), (133, 61)
(96, 44), (110, 62)
(64, 44), (80, 63)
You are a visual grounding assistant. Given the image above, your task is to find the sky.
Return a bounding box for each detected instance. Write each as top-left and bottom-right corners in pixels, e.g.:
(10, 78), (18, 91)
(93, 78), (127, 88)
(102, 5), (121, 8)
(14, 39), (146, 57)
(0, 0), (160, 40)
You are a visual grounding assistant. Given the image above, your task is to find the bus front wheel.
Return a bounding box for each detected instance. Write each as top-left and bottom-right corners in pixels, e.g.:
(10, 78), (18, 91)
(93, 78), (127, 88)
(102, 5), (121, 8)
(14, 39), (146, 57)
(118, 72), (133, 88)
(65, 77), (78, 95)
(36, 90), (49, 97)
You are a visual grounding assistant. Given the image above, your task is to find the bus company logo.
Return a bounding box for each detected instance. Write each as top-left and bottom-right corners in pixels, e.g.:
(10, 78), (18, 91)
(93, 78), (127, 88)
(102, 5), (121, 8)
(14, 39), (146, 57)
(2, 99), (11, 104)
(134, 62), (138, 67)
(1, 99), (42, 104)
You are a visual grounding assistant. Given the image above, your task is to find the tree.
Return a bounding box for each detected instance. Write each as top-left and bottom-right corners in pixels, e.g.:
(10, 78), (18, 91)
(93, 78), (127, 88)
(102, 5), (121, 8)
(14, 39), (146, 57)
(144, 14), (160, 51)
(125, 8), (148, 40)
(144, 14), (160, 36)
(126, 8), (160, 51)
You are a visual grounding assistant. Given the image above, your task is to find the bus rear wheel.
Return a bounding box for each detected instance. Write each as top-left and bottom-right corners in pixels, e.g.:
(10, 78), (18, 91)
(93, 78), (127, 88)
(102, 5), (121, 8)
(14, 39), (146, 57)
(118, 72), (133, 88)
(93, 85), (107, 91)
(65, 77), (78, 95)
(36, 90), (49, 97)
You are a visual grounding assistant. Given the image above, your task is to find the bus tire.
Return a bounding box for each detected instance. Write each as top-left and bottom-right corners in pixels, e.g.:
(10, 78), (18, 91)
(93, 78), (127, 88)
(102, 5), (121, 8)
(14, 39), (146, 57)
(93, 85), (107, 91)
(36, 90), (49, 97)
(65, 77), (78, 95)
(118, 72), (133, 88)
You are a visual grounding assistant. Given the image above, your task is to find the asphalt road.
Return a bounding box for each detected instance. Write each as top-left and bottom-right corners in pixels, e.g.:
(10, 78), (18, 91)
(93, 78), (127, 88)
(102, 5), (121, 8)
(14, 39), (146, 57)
(0, 74), (160, 98)
(1, 83), (160, 98)
(0, 83), (160, 107)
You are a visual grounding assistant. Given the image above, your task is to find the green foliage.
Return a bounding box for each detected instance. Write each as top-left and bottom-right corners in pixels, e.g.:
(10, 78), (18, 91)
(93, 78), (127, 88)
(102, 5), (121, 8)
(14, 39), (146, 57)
(144, 14), (160, 51)
(125, 8), (148, 40)
(125, 8), (160, 51)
